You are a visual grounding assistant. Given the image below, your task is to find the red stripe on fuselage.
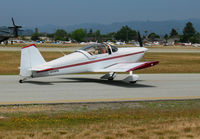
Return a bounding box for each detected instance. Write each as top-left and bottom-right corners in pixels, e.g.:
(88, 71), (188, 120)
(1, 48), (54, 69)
(37, 51), (145, 73)
(22, 44), (36, 49)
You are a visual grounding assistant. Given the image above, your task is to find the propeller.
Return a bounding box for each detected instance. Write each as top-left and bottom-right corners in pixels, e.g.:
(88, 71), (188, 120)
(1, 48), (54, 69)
(137, 31), (143, 47)
(8, 17), (22, 37)
(137, 31), (147, 61)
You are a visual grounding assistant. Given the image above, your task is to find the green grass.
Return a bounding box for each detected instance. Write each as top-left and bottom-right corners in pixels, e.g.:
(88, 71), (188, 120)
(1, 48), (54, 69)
(0, 100), (200, 138)
(0, 51), (200, 75)
(135, 52), (200, 73)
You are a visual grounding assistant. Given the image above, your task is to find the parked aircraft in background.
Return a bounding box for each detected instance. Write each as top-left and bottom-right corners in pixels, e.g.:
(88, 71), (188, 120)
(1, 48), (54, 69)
(115, 41), (126, 45)
(19, 42), (159, 83)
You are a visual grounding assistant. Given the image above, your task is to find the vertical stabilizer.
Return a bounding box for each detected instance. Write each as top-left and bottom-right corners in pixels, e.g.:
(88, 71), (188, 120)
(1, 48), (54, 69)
(20, 44), (46, 77)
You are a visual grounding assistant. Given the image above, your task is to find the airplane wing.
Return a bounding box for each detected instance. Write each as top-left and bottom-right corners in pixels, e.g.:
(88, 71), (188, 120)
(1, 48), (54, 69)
(31, 61), (159, 73)
(95, 61), (159, 72)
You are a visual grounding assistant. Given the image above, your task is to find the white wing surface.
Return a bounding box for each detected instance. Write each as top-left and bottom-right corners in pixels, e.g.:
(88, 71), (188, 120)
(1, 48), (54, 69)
(95, 61), (159, 72)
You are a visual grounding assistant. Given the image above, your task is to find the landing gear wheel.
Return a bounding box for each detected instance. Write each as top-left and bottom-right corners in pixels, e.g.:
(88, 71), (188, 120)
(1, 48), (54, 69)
(19, 80), (23, 83)
(130, 81), (137, 84)
(101, 72), (116, 81)
(108, 77), (114, 81)
(108, 72), (116, 80)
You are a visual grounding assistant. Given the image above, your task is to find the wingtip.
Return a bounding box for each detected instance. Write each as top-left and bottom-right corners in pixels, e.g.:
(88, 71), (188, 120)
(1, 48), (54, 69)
(127, 61), (159, 72)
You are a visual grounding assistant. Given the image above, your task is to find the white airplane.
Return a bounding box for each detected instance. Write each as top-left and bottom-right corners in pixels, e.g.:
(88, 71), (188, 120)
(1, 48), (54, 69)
(19, 43), (159, 83)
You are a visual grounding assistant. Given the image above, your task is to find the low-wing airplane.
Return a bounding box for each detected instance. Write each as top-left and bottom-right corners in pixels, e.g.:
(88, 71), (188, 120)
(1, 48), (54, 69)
(19, 41), (159, 83)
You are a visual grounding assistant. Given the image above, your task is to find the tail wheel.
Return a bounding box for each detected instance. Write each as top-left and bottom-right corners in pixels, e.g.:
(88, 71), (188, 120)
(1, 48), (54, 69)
(19, 80), (23, 83)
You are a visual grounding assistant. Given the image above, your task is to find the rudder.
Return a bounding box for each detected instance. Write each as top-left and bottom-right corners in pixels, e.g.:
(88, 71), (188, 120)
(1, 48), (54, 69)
(19, 44), (46, 77)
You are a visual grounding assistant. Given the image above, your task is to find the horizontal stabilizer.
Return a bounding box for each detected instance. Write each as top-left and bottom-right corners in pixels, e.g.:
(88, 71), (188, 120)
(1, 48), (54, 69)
(31, 66), (52, 71)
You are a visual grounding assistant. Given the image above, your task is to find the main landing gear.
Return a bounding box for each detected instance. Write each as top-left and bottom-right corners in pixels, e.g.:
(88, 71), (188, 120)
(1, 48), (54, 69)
(100, 71), (138, 84)
(100, 72), (116, 80)
(123, 71), (139, 84)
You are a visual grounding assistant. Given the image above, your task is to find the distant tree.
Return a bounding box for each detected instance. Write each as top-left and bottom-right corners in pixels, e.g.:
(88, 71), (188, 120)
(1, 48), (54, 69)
(107, 32), (116, 38)
(144, 30), (148, 38)
(71, 29), (86, 42)
(20, 35), (25, 40)
(114, 25), (137, 42)
(87, 28), (93, 37)
(35, 27), (39, 34)
(148, 32), (160, 41)
(31, 27), (40, 41)
(170, 28), (178, 38)
(189, 32), (200, 43)
(31, 33), (40, 41)
(39, 32), (47, 37)
(54, 29), (68, 41)
(95, 30), (101, 41)
(164, 34), (169, 42)
(102, 32), (116, 41)
(47, 33), (54, 41)
(47, 33), (54, 38)
(181, 22), (196, 42)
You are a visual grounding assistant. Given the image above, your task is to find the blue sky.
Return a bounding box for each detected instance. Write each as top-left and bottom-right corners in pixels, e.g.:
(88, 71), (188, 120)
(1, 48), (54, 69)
(1, 0), (200, 26)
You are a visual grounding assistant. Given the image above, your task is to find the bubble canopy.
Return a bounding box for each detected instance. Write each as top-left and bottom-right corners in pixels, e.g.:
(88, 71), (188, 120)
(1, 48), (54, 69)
(79, 43), (118, 55)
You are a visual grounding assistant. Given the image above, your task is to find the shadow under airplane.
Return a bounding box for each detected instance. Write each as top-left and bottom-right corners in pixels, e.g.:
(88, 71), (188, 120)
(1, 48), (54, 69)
(24, 77), (155, 88)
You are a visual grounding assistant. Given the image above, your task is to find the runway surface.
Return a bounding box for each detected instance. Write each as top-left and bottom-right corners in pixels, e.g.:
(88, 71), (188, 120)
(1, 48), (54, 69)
(0, 74), (200, 105)
(1, 46), (200, 53)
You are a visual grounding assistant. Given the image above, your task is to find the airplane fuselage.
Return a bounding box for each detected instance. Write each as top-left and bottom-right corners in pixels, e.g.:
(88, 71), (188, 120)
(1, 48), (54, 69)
(32, 47), (148, 78)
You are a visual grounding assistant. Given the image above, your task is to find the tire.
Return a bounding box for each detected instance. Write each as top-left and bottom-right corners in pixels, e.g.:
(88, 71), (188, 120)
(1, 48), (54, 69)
(130, 81), (137, 84)
(108, 77), (114, 81)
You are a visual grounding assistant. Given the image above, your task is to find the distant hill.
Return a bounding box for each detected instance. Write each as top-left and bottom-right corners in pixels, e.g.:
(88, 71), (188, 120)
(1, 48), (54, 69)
(0, 26), (33, 36)
(7, 19), (200, 35)
(63, 19), (200, 35)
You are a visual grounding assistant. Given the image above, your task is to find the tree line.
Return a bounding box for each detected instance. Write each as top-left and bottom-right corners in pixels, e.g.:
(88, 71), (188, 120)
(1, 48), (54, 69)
(31, 22), (200, 43)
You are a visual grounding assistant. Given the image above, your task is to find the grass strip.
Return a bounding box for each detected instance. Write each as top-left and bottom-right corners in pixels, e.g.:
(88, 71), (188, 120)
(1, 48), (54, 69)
(0, 100), (200, 138)
(0, 51), (200, 74)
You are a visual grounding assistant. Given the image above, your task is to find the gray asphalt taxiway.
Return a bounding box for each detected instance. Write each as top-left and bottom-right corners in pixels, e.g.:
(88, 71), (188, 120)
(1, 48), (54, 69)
(0, 74), (200, 105)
